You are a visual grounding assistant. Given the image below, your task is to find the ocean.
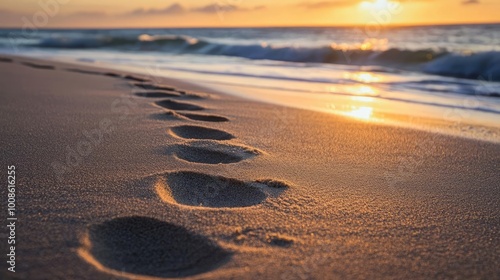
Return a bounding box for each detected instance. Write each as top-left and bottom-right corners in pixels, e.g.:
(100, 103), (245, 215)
(1, 25), (499, 140)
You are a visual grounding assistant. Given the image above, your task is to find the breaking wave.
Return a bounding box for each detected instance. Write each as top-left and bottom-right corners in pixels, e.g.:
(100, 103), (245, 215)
(14, 33), (500, 82)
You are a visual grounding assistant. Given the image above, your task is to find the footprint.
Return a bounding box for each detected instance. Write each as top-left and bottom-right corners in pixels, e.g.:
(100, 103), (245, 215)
(65, 68), (103, 75)
(155, 171), (268, 208)
(156, 99), (204, 111)
(124, 75), (149, 82)
(135, 91), (181, 98)
(132, 83), (205, 99)
(266, 233), (295, 247)
(169, 125), (234, 140)
(0, 57), (13, 63)
(104, 72), (121, 78)
(79, 216), (230, 278)
(22, 62), (55, 70)
(170, 141), (261, 164)
(65, 68), (122, 79)
(178, 112), (229, 122)
(132, 82), (176, 92)
(151, 111), (229, 123)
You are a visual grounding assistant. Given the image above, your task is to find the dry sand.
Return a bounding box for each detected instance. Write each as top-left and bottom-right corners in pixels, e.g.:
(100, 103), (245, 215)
(0, 56), (499, 279)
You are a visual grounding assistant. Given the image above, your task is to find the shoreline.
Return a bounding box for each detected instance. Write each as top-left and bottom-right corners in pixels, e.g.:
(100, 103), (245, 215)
(1, 54), (499, 279)
(6, 53), (499, 144)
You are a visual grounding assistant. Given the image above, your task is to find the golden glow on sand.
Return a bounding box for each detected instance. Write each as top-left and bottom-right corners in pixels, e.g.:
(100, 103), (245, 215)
(345, 72), (382, 84)
(351, 96), (375, 103)
(352, 85), (378, 96)
(345, 106), (374, 120)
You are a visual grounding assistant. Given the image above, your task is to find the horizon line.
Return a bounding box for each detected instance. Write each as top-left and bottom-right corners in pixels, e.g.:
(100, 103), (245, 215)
(0, 21), (499, 30)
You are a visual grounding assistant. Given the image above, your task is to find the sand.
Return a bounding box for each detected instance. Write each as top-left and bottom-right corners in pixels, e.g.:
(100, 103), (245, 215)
(0, 55), (499, 279)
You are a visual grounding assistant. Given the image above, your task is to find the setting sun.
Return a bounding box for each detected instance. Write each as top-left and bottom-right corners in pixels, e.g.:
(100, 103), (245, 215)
(359, 0), (399, 10)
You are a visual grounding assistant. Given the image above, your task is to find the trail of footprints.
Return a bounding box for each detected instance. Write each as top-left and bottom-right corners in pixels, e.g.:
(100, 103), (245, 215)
(6, 62), (297, 276)
(128, 79), (290, 202)
(35, 69), (297, 277)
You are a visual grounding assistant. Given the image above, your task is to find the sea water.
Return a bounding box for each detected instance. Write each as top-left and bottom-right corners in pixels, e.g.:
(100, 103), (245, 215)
(1, 25), (499, 141)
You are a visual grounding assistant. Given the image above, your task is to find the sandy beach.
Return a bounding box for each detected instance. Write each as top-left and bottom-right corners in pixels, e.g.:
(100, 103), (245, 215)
(0, 55), (499, 279)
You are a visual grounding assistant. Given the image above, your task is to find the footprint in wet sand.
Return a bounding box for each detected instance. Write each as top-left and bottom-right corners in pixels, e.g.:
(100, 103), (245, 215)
(156, 99), (205, 111)
(133, 83), (205, 99)
(170, 141), (261, 164)
(65, 68), (104, 75)
(155, 171), (290, 208)
(181, 93), (206, 100)
(132, 82), (176, 91)
(135, 91), (182, 98)
(177, 112), (229, 122)
(151, 111), (230, 123)
(123, 75), (149, 82)
(22, 62), (55, 70)
(104, 72), (121, 78)
(79, 216), (230, 278)
(65, 68), (123, 78)
(0, 57), (13, 63)
(169, 125), (234, 140)
(65, 68), (121, 78)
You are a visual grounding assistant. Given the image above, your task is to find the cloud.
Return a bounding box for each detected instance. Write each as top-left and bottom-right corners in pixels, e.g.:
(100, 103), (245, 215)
(193, 4), (237, 13)
(461, 0), (479, 4)
(69, 11), (108, 18)
(297, 1), (354, 9)
(127, 3), (186, 16)
(193, 4), (265, 13)
(125, 3), (265, 16)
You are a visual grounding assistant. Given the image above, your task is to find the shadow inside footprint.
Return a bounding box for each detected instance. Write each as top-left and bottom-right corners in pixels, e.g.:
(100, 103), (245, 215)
(64, 68), (121, 78)
(157, 171), (267, 208)
(156, 99), (204, 111)
(0, 57), (13, 63)
(156, 99), (205, 111)
(133, 82), (176, 91)
(170, 125), (234, 140)
(124, 75), (149, 82)
(176, 146), (241, 164)
(104, 72), (121, 77)
(81, 216), (230, 278)
(22, 62), (54, 69)
(171, 141), (260, 164)
(65, 68), (104, 75)
(135, 91), (181, 98)
(179, 112), (229, 122)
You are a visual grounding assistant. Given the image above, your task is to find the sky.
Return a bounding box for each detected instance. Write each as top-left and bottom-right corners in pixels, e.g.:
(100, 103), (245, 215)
(0, 0), (499, 28)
